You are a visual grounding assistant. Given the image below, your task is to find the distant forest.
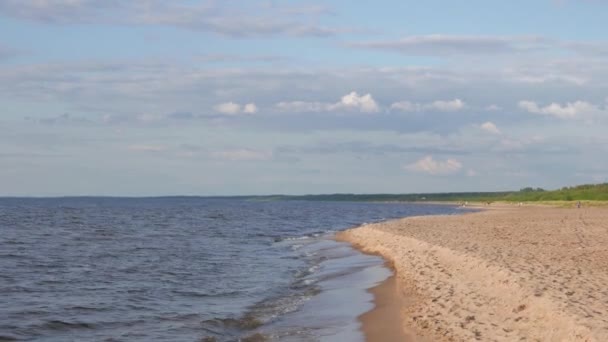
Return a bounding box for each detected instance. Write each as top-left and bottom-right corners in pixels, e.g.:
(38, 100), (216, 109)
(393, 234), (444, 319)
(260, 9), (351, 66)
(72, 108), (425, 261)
(259, 183), (608, 203)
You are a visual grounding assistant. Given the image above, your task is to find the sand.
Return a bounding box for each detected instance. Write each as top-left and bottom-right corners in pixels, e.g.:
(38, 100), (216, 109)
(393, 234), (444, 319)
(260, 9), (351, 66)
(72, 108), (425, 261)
(337, 206), (608, 341)
(359, 272), (424, 342)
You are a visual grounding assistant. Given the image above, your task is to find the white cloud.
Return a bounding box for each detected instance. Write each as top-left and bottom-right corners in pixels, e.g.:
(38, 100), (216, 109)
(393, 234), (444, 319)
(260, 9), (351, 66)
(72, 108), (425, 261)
(275, 101), (327, 112)
(485, 104), (502, 111)
(275, 91), (379, 113)
(329, 91), (380, 113)
(243, 103), (258, 114)
(518, 100), (597, 119)
(390, 101), (418, 112)
(404, 156), (463, 175)
(211, 149), (272, 161)
(214, 102), (257, 115)
(428, 99), (465, 112)
(390, 98), (465, 112)
(214, 102), (242, 115)
(4, 58), (608, 137)
(480, 121), (501, 134)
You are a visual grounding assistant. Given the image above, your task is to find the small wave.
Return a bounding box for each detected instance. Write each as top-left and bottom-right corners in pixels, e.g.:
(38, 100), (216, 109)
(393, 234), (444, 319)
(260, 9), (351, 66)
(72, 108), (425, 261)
(171, 290), (211, 298)
(161, 313), (201, 322)
(293, 263), (321, 281)
(6, 309), (50, 317)
(205, 213), (228, 220)
(273, 235), (310, 243)
(172, 289), (241, 298)
(2, 239), (25, 245)
(274, 230), (333, 243)
(41, 320), (95, 331)
(285, 236), (311, 241)
(237, 283), (322, 333)
(0, 253), (24, 259)
(65, 305), (106, 312)
(290, 243), (306, 251)
(201, 317), (263, 331)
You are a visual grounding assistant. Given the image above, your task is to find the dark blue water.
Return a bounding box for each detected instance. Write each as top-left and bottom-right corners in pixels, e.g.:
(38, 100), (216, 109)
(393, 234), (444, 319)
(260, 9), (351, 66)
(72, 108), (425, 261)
(0, 198), (463, 341)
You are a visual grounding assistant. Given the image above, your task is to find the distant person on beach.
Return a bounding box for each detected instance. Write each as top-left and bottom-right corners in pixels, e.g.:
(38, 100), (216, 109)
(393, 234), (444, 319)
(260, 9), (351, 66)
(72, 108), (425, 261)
(577, 201), (581, 209)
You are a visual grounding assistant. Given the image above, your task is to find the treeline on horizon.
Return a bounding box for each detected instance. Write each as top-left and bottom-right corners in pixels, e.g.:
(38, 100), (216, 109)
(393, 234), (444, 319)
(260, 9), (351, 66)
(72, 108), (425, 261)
(263, 183), (608, 203)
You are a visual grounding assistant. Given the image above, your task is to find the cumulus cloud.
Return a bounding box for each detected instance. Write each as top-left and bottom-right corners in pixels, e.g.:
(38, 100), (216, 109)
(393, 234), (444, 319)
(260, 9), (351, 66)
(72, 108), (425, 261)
(429, 99), (466, 112)
(276, 91), (379, 113)
(4, 59), (608, 135)
(329, 92), (380, 113)
(390, 99), (466, 112)
(214, 102), (258, 115)
(404, 156), (463, 175)
(243, 103), (259, 114)
(518, 100), (597, 119)
(480, 121), (501, 134)
(485, 104), (502, 111)
(214, 102), (242, 115)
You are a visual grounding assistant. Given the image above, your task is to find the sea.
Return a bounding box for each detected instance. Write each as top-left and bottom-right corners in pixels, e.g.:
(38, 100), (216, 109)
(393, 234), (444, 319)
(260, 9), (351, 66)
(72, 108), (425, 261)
(0, 197), (463, 342)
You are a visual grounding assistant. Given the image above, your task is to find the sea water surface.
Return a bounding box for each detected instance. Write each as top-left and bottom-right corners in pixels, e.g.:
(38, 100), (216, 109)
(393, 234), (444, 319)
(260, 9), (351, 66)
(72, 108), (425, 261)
(0, 198), (463, 341)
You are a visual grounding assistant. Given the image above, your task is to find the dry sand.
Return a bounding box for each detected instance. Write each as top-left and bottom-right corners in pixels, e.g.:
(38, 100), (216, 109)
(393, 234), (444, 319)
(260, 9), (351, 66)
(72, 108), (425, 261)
(337, 206), (608, 341)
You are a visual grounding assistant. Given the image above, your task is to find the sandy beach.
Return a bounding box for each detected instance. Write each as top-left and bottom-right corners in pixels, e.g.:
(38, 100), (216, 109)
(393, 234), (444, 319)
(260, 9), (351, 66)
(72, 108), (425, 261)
(337, 205), (608, 341)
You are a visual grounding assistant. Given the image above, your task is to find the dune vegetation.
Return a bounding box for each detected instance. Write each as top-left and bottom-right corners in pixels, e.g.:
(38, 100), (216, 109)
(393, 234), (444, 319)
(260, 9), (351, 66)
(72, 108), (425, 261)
(264, 183), (608, 203)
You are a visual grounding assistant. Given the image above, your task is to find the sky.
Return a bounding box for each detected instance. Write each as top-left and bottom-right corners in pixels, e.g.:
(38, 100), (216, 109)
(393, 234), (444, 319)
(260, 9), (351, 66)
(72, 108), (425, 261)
(1, 0), (608, 196)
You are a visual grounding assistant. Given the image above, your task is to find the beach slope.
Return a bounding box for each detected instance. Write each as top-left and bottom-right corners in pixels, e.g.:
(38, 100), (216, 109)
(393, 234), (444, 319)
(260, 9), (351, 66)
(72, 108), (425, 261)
(337, 206), (608, 341)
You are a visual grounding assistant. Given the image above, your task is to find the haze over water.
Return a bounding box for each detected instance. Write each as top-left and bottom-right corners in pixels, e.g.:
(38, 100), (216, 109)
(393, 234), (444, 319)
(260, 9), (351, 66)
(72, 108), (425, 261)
(1, 197), (463, 341)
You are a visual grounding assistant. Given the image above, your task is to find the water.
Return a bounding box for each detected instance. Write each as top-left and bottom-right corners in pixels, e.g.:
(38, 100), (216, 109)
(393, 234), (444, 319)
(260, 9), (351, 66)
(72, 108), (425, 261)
(0, 198), (463, 341)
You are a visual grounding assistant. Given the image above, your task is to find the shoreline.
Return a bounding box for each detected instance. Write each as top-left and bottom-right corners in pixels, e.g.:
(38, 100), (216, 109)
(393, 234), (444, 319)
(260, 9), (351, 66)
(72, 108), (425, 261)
(336, 231), (425, 342)
(358, 265), (427, 342)
(337, 206), (608, 341)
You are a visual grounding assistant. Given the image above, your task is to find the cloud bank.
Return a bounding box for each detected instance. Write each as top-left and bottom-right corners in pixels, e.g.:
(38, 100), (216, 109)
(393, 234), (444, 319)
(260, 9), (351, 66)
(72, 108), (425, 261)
(405, 156), (463, 175)
(276, 91), (380, 113)
(0, 0), (353, 38)
(518, 100), (598, 119)
(391, 99), (466, 112)
(214, 102), (258, 115)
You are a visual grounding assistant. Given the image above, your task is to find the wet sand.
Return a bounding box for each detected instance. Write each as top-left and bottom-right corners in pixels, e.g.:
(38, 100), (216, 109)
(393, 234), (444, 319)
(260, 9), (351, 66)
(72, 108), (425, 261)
(338, 206), (608, 341)
(359, 271), (425, 342)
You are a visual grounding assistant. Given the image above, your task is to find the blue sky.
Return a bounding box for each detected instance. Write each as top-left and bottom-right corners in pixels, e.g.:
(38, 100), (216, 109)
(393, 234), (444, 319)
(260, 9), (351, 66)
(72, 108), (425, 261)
(2, 0), (608, 196)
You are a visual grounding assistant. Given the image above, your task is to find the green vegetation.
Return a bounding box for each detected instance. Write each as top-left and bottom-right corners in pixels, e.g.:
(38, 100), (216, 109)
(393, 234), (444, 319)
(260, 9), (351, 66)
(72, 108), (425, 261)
(252, 183), (608, 203)
(502, 183), (608, 202)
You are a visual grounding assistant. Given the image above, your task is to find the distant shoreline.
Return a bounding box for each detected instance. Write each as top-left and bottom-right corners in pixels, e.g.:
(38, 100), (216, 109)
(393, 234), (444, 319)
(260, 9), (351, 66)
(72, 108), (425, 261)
(337, 205), (608, 341)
